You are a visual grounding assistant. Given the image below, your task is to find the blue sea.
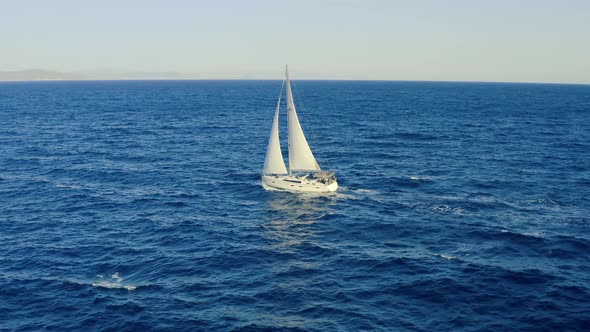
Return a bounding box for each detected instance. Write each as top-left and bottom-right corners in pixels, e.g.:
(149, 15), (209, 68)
(1, 80), (589, 331)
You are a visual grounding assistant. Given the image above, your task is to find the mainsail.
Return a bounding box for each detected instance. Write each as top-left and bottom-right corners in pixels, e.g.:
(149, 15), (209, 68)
(262, 81), (288, 175)
(286, 67), (321, 173)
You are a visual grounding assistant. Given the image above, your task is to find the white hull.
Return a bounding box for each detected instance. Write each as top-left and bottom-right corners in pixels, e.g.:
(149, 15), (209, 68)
(262, 175), (338, 193)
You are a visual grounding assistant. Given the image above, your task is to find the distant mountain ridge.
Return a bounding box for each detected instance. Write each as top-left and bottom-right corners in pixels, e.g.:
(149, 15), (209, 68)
(0, 69), (338, 81)
(0, 69), (204, 81)
(0, 69), (85, 81)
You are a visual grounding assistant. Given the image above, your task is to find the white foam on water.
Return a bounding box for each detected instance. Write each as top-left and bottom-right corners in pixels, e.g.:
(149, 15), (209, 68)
(435, 253), (457, 260)
(429, 203), (470, 216)
(92, 281), (137, 291)
(92, 272), (136, 291)
(111, 272), (122, 282)
(522, 231), (544, 238)
(341, 188), (383, 201)
(333, 193), (356, 200)
(55, 183), (83, 189)
(431, 205), (452, 213)
(331, 188), (357, 200)
(409, 175), (433, 181)
(353, 189), (379, 195)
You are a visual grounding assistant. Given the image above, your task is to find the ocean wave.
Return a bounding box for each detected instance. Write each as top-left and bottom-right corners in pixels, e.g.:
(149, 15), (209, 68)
(91, 273), (137, 291)
(2, 80), (589, 331)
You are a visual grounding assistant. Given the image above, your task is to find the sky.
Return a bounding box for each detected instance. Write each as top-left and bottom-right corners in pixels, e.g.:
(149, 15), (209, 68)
(1, 0), (589, 83)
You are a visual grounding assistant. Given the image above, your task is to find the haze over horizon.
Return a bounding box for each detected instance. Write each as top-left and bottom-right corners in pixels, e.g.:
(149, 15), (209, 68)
(2, 0), (589, 84)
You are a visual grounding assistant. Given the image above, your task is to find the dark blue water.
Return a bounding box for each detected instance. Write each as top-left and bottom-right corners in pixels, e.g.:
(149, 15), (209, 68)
(1, 80), (589, 331)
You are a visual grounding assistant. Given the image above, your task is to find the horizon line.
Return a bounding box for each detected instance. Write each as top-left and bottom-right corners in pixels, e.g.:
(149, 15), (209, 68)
(0, 78), (588, 86)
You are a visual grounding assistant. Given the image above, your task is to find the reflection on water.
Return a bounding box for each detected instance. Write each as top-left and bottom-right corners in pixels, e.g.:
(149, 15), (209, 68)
(262, 192), (336, 253)
(258, 192), (340, 329)
(266, 191), (339, 218)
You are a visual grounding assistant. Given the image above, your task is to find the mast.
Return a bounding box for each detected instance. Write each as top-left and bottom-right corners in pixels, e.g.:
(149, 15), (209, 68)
(286, 65), (292, 176)
(286, 65), (321, 175)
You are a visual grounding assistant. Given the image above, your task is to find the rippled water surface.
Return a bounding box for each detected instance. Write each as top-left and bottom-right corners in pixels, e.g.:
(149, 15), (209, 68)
(1, 80), (589, 331)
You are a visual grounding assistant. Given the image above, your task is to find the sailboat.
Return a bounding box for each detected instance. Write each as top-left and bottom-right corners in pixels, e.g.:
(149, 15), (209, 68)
(261, 66), (338, 193)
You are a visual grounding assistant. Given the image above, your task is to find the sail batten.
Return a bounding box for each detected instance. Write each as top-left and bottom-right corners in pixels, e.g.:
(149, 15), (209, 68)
(286, 67), (321, 174)
(262, 81), (288, 175)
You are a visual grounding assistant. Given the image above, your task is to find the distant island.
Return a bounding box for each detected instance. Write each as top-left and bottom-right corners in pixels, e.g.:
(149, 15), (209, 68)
(0, 69), (343, 81)
(0, 69), (85, 81)
(0, 69), (207, 81)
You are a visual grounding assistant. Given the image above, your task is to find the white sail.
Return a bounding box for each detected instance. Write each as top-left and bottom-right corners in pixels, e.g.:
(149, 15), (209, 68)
(262, 81), (288, 175)
(286, 67), (321, 173)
